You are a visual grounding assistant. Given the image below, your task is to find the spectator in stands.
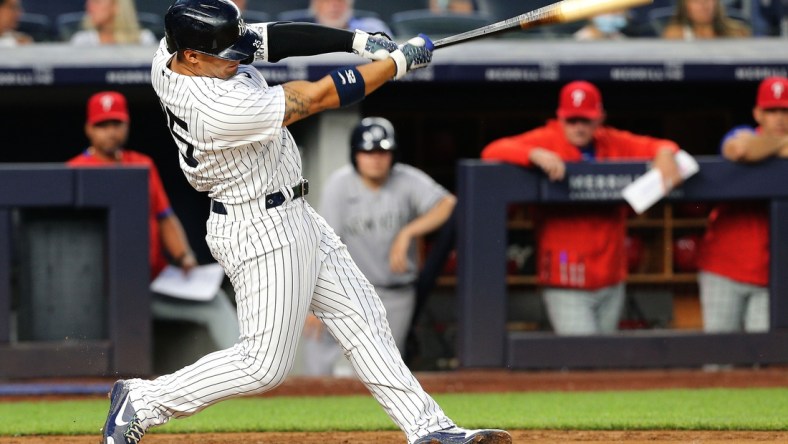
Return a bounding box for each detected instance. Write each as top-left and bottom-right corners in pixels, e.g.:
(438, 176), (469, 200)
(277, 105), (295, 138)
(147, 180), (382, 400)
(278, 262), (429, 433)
(661, 0), (750, 39)
(430, 0), (476, 13)
(309, 0), (392, 35)
(697, 76), (788, 333)
(67, 91), (239, 350)
(0, 0), (32, 46)
(575, 11), (630, 40)
(70, 0), (157, 45)
(481, 80), (685, 335)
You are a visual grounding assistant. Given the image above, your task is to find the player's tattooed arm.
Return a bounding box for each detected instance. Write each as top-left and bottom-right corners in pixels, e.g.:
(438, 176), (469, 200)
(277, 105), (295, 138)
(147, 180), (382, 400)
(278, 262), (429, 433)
(279, 58), (396, 127)
(280, 78), (340, 127)
(282, 84), (312, 127)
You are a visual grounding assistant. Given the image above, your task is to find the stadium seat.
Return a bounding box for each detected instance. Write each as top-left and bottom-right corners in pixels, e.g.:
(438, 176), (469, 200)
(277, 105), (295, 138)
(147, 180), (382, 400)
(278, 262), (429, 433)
(247, 0), (310, 18)
(56, 12), (87, 41)
(17, 0), (83, 23)
(55, 11), (165, 42)
(17, 13), (54, 42)
(277, 8), (381, 23)
(390, 10), (491, 39)
(475, 0), (555, 22)
(277, 9), (312, 22)
(353, 0), (430, 24)
(134, 0), (170, 17)
(138, 12), (165, 39)
(243, 10), (272, 24)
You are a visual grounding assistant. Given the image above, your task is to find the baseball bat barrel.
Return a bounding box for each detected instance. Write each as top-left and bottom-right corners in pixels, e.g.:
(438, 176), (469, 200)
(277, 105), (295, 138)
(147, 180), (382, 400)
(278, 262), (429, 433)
(433, 0), (653, 49)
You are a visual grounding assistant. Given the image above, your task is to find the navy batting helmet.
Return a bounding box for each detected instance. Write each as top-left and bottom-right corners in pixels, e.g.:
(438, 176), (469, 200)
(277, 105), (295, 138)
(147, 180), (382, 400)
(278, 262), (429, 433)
(165, 0), (261, 64)
(350, 117), (397, 169)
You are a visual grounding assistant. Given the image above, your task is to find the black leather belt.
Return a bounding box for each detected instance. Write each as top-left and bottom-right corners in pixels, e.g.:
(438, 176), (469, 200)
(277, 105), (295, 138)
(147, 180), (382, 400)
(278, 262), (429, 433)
(377, 282), (415, 290)
(212, 181), (309, 214)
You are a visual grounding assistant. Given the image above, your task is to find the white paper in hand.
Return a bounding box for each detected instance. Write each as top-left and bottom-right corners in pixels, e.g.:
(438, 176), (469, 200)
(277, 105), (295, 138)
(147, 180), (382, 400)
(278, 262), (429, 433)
(150, 263), (226, 301)
(674, 149), (700, 179)
(622, 169), (666, 215)
(622, 150), (699, 215)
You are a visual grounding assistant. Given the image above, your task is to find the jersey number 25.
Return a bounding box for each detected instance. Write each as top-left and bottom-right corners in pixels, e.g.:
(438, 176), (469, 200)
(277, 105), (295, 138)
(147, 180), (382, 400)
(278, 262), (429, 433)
(165, 107), (198, 168)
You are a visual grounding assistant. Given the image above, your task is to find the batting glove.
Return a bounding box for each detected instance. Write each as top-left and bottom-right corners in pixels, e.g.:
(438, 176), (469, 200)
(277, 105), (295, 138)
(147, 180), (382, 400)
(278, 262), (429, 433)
(352, 30), (398, 61)
(390, 34), (433, 80)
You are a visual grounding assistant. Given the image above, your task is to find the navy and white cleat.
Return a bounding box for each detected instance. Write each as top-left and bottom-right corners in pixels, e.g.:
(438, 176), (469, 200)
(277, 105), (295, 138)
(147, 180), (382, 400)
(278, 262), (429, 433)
(414, 427), (512, 444)
(101, 380), (146, 444)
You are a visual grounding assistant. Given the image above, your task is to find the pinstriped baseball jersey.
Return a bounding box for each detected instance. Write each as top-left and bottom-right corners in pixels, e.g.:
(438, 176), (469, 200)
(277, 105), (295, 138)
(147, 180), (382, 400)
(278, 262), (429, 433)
(131, 36), (458, 443)
(151, 33), (300, 205)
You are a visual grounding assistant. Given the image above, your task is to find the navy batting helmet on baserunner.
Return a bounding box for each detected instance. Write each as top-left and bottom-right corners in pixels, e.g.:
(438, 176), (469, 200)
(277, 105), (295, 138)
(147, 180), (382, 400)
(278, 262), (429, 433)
(350, 117), (397, 169)
(165, 0), (262, 64)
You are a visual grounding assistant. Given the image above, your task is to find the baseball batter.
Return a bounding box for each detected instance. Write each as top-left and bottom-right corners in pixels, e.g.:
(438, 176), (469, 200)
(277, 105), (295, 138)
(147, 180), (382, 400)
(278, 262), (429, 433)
(100, 1), (511, 443)
(301, 117), (456, 375)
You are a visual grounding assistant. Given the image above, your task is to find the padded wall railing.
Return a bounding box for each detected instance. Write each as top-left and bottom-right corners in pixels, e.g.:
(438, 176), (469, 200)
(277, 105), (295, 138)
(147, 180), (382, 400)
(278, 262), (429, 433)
(0, 166), (150, 378)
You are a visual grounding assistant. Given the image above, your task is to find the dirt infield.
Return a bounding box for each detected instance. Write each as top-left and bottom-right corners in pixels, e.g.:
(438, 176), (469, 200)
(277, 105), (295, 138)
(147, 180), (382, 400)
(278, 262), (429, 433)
(1, 367), (787, 443)
(3, 431), (788, 443)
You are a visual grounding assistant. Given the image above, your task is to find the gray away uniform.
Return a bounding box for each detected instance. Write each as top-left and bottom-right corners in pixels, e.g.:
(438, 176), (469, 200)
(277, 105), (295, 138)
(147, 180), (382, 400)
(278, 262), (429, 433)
(302, 163), (449, 376)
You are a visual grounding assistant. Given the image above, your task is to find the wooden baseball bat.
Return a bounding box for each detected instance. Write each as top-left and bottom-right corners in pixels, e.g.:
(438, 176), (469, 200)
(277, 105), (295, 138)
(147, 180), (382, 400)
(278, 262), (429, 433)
(433, 0), (653, 49)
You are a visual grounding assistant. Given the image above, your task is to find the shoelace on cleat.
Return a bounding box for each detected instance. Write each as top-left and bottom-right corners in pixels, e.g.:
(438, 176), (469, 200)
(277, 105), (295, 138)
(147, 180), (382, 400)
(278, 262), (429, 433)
(123, 416), (145, 444)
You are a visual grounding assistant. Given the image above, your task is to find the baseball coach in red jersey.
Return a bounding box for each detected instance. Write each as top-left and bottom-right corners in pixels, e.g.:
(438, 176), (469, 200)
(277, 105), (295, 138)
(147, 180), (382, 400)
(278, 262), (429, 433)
(482, 80), (686, 335)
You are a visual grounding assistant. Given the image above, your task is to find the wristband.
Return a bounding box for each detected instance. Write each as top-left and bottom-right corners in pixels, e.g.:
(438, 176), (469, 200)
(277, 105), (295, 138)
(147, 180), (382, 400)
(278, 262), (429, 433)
(330, 67), (366, 107)
(390, 49), (407, 80)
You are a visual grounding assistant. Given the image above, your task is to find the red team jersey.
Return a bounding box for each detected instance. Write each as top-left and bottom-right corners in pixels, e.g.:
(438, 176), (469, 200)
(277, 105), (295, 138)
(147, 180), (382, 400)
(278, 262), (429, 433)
(697, 202), (769, 286)
(482, 120), (678, 289)
(67, 149), (173, 279)
(697, 125), (769, 286)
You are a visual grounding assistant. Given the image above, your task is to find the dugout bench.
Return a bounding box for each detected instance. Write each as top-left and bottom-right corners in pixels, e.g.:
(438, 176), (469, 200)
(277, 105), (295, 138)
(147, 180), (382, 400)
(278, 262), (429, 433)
(0, 166), (150, 378)
(457, 157), (788, 369)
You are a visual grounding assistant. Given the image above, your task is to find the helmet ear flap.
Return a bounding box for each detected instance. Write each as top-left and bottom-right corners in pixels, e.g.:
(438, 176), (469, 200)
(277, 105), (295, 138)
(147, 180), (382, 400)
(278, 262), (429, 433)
(165, 33), (176, 54)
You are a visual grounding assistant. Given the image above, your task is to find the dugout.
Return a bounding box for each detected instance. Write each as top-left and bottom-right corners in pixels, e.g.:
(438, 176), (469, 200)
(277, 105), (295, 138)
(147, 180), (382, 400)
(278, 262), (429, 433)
(0, 39), (787, 376)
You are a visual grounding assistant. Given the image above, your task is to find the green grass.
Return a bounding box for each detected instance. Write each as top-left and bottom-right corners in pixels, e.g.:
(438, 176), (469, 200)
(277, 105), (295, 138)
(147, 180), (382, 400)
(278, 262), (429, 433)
(1, 388), (786, 436)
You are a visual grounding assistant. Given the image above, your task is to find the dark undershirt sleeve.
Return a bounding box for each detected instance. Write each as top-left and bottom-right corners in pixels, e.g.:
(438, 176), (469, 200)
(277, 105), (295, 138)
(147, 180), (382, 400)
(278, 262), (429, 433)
(267, 22), (355, 63)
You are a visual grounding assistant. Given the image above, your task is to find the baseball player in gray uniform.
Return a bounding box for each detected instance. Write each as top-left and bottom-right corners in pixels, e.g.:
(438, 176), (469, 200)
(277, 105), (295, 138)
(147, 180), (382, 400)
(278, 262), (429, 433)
(100, 1), (511, 444)
(302, 117), (456, 375)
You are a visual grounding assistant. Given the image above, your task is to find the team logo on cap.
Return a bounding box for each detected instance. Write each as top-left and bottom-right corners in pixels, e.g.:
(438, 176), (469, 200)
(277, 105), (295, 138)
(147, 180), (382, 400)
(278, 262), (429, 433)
(772, 82), (784, 99)
(571, 89), (585, 107)
(100, 95), (114, 111)
(238, 19), (245, 37)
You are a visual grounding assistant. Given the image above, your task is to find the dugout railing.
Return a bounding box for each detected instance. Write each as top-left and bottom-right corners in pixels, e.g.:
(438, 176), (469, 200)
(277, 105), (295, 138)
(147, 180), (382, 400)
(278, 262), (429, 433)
(0, 166), (151, 378)
(457, 157), (788, 369)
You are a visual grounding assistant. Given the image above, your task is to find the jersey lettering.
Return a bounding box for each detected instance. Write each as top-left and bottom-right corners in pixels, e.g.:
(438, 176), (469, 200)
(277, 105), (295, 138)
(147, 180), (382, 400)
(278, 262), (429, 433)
(165, 106), (198, 168)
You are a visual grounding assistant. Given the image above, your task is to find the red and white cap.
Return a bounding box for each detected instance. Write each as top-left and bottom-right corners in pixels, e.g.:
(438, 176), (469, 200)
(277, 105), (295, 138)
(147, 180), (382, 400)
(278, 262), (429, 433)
(557, 80), (604, 120)
(87, 91), (130, 125)
(757, 76), (788, 109)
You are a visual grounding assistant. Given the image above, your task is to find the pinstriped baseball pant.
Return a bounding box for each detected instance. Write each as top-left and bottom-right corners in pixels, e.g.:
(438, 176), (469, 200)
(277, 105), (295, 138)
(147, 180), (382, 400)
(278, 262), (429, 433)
(542, 283), (626, 335)
(699, 271), (769, 333)
(127, 200), (453, 442)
